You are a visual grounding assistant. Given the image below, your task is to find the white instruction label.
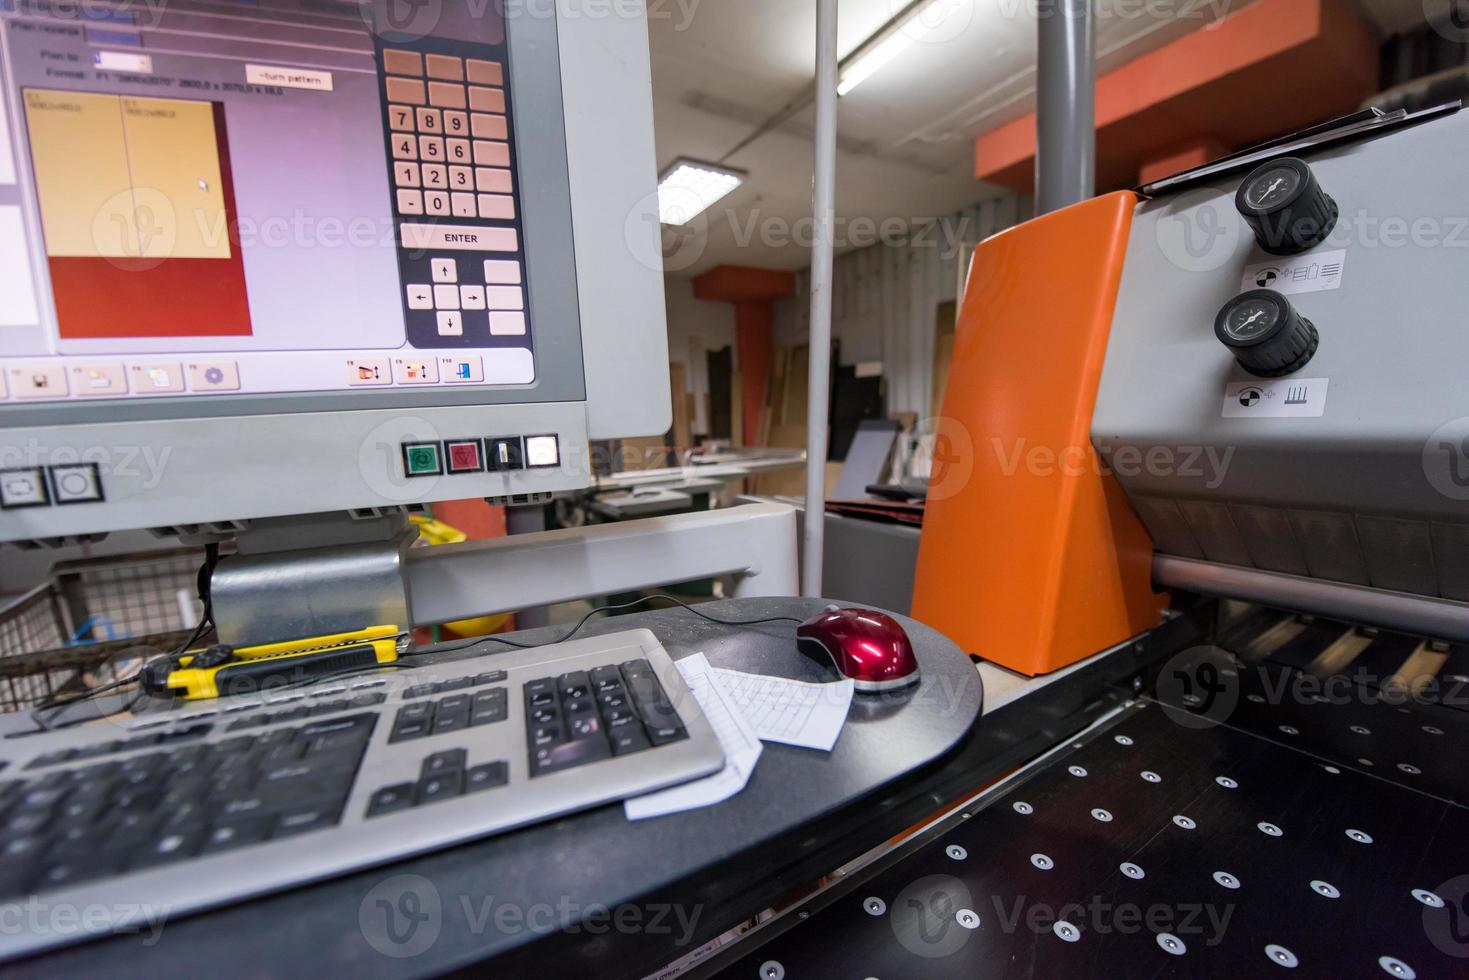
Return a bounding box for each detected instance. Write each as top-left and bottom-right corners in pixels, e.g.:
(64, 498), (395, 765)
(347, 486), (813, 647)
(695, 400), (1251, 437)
(1241, 249), (1346, 296)
(1222, 377), (1329, 419)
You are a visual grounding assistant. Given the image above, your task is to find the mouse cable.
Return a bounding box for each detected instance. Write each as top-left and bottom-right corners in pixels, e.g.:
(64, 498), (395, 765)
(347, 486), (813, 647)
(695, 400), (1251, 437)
(422, 593), (806, 658)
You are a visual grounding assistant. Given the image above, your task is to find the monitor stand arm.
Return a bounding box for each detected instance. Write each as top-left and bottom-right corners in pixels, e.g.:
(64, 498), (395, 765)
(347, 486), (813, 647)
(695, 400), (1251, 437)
(204, 502), (800, 650)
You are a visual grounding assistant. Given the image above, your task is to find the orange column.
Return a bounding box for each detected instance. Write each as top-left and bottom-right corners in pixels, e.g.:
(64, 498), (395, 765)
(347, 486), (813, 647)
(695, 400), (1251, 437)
(692, 265), (798, 447)
(734, 302), (773, 447)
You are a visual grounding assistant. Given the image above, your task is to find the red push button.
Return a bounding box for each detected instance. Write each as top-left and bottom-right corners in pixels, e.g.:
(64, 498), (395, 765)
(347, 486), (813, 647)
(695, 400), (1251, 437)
(446, 439), (484, 473)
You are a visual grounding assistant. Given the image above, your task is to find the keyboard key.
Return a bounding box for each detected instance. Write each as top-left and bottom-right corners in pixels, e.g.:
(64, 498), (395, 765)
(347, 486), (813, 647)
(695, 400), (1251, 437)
(647, 725), (688, 747)
(432, 711), (468, 735)
(271, 802), (343, 838)
(367, 783), (416, 818)
(531, 736), (610, 778)
(568, 716), (601, 741)
(127, 826), (205, 869)
(610, 728), (651, 757)
(390, 717), (429, 743)
(417, 772), (462, 803)
(201, 817), (271, 854)
(437, 677), (472, 693)
(465, 762), (508, 794)
(398, 702), (432, 721)
(422, 749), (467, 778)
(473, 671), (507, 686)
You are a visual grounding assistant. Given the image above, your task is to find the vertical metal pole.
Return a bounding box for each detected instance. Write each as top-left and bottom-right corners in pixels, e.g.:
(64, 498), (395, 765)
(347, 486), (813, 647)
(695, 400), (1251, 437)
(1035, 0), (1095, 214)
(803, 0), (838, 598)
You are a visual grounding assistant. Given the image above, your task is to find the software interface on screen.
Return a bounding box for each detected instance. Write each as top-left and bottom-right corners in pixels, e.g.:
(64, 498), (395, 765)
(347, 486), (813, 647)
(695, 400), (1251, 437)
(0, 1), (535, 404)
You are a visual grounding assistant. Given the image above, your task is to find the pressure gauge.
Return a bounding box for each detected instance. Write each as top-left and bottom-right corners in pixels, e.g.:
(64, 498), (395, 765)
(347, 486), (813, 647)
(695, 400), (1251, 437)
(1235, 157), (1338, 255)
(1214, 289), (1319, 377)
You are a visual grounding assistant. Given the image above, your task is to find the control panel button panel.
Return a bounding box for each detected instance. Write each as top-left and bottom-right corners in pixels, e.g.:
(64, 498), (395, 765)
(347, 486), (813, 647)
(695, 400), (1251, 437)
(380, 40), (531, 354)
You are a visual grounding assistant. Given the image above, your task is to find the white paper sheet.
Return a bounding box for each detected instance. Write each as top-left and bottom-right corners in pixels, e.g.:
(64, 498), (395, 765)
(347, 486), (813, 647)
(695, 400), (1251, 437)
(624, 653), (762, 820)
(711, 666), (854, 752)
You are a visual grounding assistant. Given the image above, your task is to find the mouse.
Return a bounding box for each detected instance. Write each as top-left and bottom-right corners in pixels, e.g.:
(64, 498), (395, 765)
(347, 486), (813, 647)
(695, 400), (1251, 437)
(796, 606), (920, 693)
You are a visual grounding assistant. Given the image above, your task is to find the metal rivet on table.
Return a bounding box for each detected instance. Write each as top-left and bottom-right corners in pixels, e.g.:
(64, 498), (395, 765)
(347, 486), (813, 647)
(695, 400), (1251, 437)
(1248, 694), (1265, 703)
(1173, 815), (1197, 830)
(1266, 944), (1300, 968)
(1311, 880), (1341, 899)
(1013, 801), (1034, 815)
(1258, 821), (1284, 837)
(1114, 734), (1134, 746)
(1216, 776), (1238, 789)
(1358, 758), (1375, 767)
(1031, 853), (1054, 870)
(1054, 920), (1081, 943)
(1157, 932), (1187, 956)
(798, 910), (810, 919)
(864, 897), (887, 916)
(1279, 725), (1299, 736)
(1121, 862), (1145, 880)
(1183, 693), (1203, 707)
(946, 844), (968, 861)
(1411, 889), (1444, 909)
(1092, 808), (1113, 823)
(956, 908), (980, 930)
(1350, 725), (1372, 735)
(1422, 725), (1444, 736)
(1069, 765), (1088, 778)
(1141, 770), (1162, 783)
(1378, 956), (1416, 978)
(1214, 871), (1241, 889)
(1397, 763), (1421, 775)
(759, 962), (785, 980)
(1346, 828), (1374, 844)
(1323, 765), (1341, 774)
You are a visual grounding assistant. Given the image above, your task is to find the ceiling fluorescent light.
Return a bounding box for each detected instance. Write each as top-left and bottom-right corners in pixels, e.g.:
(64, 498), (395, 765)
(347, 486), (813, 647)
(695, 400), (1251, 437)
(837, 0), (962, 97)
(658, 159), (746, 226)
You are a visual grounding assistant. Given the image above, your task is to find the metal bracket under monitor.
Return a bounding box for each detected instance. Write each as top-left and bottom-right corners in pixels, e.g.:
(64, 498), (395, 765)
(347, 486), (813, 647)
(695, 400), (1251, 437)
(209, 503), (801, 648)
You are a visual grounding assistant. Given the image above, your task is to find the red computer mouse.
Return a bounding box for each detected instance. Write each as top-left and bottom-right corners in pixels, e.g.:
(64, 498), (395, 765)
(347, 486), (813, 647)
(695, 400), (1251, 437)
(797, 607), (921, 693)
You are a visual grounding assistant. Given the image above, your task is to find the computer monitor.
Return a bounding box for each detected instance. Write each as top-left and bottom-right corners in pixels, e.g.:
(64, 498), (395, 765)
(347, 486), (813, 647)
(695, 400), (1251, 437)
(0, 0), (670, 545)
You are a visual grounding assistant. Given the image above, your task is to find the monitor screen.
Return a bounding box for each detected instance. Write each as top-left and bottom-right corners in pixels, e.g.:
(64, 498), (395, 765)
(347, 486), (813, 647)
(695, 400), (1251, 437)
(0, 0), (536, 406)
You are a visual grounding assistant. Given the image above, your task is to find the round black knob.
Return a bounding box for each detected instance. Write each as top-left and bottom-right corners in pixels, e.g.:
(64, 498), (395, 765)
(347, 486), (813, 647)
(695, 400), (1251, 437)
(1235, 157), (1338, 254)
(1215, 289), (1319, 377)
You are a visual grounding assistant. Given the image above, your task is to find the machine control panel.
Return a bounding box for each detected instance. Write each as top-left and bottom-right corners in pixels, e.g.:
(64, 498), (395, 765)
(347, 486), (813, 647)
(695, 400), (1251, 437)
(1235, 156), (1339, 255)
(1214, 289), (1320, 377)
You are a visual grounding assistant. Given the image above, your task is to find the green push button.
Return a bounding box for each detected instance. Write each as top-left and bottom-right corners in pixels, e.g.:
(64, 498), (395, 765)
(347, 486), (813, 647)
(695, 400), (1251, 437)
(403, 442), (443, 478)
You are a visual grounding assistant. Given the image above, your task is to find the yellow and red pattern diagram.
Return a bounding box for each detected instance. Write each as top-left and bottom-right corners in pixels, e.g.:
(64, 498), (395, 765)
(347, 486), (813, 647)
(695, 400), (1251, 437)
(23, 89), (253, 339)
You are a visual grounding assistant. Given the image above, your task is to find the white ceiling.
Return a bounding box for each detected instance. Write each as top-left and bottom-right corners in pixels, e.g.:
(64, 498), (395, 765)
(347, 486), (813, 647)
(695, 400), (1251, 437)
(648, 0), (1427, 275)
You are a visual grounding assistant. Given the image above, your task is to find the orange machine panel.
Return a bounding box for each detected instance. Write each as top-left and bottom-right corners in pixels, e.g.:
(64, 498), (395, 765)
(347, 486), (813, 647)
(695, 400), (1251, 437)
(912, 191), (1165, 676)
